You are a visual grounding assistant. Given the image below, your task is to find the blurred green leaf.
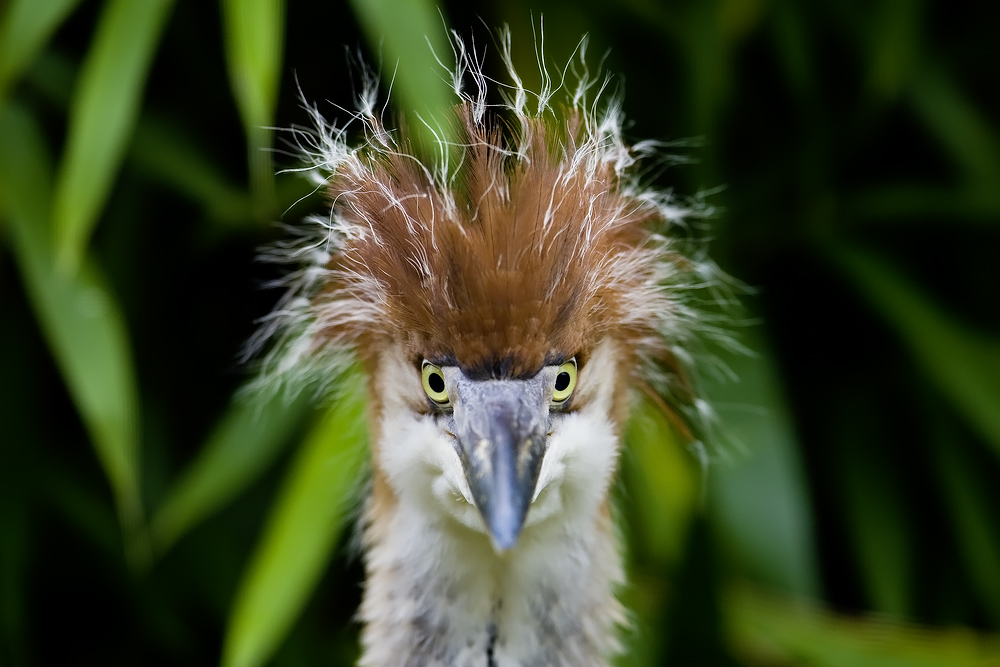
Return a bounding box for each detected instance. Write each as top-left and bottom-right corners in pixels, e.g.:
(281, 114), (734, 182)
(726, 585), (1000, 667)
(865, 0), (920, 102)
(51, 0), (174, 273)
(847, 183), (1000, 225)
(0, 103), (145, 565)
(624, 395), (698, 568)
(0, 0), (83, 101)
(221, 0), (284, 206)
(347, 0), (456, 150)
(837, 246), (1000, 458)
(151, 389), (312, 556)
(908, 65), (1000, 202)
(930, 427), (1000, 626)
(130, 115), (254, 226)
(706, 328), (820, 597)
(222, 374), (368, 667)
(835, 411), (912, 618)
(769, 0), (814, 99)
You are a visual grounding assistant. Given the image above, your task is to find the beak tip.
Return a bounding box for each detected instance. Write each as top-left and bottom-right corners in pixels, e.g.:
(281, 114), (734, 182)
(488, 525), (521, 554)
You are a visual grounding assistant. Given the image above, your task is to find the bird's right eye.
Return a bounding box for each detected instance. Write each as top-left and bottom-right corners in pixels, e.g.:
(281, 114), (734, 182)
(551, 358), (578, 406)
(421, 361), (450, 405)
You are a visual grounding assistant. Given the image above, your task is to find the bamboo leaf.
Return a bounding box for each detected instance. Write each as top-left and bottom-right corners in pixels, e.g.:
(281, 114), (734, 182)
(0, 0), (84, 100)
(51, 0), (174, 273)
(834, 413), (912, 618)
(347, 0), (456, 149)
(726, 585), (1000, 667)
(865, 0), (920, 102)
(909, 65), (1000, 196)
(220, 0), (284, 205)
(623, 396), (698, 568)
(130, 115), (253, 226)
(0, 103), (145, 565)
(930, 427), (1000, 626)
(706, 328), (820, 597)
(837, 246), (1000, 458)
(151, 388), (312, 556)
(222, 375), (368, 667)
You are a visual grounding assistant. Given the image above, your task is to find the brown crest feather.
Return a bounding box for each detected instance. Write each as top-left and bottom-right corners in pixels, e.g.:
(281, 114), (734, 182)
(320, 105), (669, 379)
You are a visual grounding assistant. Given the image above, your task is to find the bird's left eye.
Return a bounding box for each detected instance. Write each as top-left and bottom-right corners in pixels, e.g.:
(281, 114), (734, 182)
(551, 358), (578, 406)
(421, 361), (450, 405)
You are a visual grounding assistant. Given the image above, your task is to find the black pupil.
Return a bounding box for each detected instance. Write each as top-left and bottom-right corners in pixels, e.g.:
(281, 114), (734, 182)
(554, 371), (571, 392)
(428, 372), (445, 394)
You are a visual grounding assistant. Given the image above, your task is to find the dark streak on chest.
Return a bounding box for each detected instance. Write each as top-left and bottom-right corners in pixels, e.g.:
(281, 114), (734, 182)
(485, 621), (497, 667)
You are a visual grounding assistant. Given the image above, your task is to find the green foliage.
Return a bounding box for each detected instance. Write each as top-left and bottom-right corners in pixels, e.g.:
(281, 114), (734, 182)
(223, 376), (367, 667)
(0, 102), (145, 566)
(0, 0), (998, 665)
(51, 0), (174, 272)
(221, 0), (284, 208)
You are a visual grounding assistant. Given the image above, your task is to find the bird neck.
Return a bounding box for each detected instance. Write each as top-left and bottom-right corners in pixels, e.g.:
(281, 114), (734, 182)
(358, 472), (625, 667)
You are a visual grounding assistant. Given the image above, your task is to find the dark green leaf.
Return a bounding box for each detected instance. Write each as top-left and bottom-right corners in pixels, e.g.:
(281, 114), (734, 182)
(0, 103), (146, 565)
(130, 116), (254, 226)
(837, 246), (1000, 458)
(930, 428), (1000, 625)
(0, 0), (83, 101)
(151, 388), (312, 556)
(909, 65), (1000, 195)
(835, 417), (912, 618)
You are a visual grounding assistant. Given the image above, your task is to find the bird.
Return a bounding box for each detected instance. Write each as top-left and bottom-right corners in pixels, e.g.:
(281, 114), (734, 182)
(257, 29), (725, 667)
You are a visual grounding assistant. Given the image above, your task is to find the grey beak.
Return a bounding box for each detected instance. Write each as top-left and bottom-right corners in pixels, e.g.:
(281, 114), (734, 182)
(451, 379), (548, 552)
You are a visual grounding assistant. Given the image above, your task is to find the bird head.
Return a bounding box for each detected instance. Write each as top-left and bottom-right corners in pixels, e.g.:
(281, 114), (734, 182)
(260, 40), (714, 554)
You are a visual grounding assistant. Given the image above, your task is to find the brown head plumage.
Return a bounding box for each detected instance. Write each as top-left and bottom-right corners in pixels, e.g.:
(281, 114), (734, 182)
(255, 30), (727, 443)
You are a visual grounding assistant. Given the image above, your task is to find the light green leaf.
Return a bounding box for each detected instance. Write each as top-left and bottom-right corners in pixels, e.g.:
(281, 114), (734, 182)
(222, 374), (368, 667)
(51, 0), (174, 273)
(0, 103), (145, 565)
(706, 328), (820, 597)
(837, 246), (1000, 458)
(623, 395), (698, 568)
(0, 0), (83, 101)
(725, 585), (1000, 667)
(347, 0), (456, 149)
(221, 0), (284, 205)
(151, 388), (312, 556)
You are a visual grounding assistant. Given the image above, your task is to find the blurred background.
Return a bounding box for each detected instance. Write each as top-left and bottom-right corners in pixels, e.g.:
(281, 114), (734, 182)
(1, 0), (999, 665)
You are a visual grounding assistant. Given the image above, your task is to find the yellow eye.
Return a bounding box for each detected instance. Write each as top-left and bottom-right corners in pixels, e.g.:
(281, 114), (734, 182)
(551, 359), (577, 405)
(421, 361), (450, 404)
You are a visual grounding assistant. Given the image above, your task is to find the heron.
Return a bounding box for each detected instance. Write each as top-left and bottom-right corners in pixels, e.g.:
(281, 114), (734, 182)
(259, 30), (724, 667)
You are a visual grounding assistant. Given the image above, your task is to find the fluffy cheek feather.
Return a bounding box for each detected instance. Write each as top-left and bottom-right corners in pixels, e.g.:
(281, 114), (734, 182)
(372, 348), (479, 531)
(530, 339), (622, 531)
